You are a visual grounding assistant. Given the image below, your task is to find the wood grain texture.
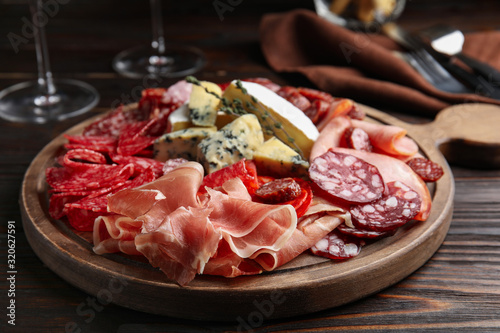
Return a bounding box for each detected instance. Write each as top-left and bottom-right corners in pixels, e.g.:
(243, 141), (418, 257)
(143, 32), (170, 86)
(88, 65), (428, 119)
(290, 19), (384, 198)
(1, 0), (500, 332)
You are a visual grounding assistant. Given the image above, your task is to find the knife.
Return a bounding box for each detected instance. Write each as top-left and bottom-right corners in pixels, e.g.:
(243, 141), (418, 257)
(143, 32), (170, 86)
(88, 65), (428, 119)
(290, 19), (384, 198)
(383, 23), (500, 100)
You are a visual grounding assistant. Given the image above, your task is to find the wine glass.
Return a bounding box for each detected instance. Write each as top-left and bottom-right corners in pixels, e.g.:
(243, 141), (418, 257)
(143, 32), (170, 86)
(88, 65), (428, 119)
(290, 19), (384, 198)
(0, 0), (99, 124)
(112, 0), (206, 79)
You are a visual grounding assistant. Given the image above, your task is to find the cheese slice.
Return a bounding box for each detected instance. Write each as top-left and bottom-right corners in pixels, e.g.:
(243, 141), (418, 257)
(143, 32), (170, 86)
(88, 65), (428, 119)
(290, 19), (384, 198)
(154, 126), (217, 162)
(253, 137), (309, 178)
(222, 81), (319, 159)
(197, 114), (264, 173)
(189, 81), (222, 127)
(167, 103), (191, 132)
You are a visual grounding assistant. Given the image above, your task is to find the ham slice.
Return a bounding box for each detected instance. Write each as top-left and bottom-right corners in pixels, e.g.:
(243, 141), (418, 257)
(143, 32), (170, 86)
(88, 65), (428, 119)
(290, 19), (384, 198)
(310, 115), (352, 161)
(93, 215), (143, 256)
(135, 206), (222, 286)
(331, 147), (431, 221)
(205, 181), (297, 259)
(351, 119), (418, 158)
(204, 239), (263, 278)
(253, 213), (343, 270)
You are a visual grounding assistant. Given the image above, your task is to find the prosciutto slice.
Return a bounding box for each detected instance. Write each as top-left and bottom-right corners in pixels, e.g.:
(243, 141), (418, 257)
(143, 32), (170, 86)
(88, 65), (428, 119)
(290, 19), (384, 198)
(205, 180), (297, 259)
(351, 119), (418, 158)
(310, 115), (352, 161)
(93, 215), (143, 256)
(135, 206), (222, 286)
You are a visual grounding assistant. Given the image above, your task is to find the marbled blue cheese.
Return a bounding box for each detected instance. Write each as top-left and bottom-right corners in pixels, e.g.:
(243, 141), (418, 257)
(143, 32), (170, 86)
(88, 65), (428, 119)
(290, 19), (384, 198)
(189, 81), (221, 127)
(197, 114), (264, 173)
(154, 126), (217, 162)
(252, 137), (309, 177)
(222, 81), (319, 159)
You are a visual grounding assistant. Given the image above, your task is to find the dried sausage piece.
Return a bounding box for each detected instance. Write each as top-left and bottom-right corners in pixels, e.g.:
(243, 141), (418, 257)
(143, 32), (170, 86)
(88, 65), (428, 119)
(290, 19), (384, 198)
(254, 178), (302, 204)
(277, 86), (311, 111)
(297, 87), (336, 103)
(346, 103), (365, 120)
(344, 127), (373, 152)
(336, 222), (395, 240)
(407, 157), (444, 182)
(310, 229), (365, 260)
(309, 149), (385, 203)
(350, 181), (421, 232)
(304, 99), (331, 124)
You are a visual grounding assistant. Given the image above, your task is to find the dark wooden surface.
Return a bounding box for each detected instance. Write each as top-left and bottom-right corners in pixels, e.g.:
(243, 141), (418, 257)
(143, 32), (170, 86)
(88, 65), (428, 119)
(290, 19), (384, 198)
(1, 0), (500, 332)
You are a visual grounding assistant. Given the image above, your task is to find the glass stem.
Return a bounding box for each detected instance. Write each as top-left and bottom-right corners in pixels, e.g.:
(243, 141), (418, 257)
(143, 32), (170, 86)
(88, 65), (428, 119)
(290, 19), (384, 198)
(30, 0), (57, 101)
(150, 0), (166, 56)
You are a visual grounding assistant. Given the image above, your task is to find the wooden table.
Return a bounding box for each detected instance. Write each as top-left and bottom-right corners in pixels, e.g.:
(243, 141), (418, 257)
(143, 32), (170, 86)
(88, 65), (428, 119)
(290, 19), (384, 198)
(1, 0), (499, 332)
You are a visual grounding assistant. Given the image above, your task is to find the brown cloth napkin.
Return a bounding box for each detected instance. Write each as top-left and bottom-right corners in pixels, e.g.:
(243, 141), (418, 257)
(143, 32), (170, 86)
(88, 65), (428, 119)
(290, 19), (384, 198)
(259, 9), (500, 116)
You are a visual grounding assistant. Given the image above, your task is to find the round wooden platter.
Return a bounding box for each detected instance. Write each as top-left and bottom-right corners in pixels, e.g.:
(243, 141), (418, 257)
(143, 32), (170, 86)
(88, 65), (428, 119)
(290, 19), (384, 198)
(21, 102), (478, 322)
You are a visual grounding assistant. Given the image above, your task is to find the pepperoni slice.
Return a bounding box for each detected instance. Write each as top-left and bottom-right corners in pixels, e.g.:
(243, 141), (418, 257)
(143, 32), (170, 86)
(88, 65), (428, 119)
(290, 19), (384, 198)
(350, 181), (422, 232)
(344, 127), (373, 152)
(310, 229), (365, 260)
(309, 149), (385, 203)
(407, 157), (444, 182)
(254, 178), (302, 203)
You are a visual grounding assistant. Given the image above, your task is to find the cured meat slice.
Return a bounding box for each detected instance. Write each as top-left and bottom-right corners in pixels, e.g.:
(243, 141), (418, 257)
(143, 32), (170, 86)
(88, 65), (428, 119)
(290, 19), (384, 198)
(277, 86), (311, 111)
(310, 115), (352, 161)
(344, 127), (373, 152)
(134, 206), (222, 286)
(46, 163), (134, 192)
(351, 119), (419, 158)
(62, 148), (107, 170)
(107, 162), (204, 227)
(311, 229), (365, 260)
(332, 147), (431, 221)
(407, 157), (444, 182)
(243, 78), (281, 92)
(204, 239), (263, 278)
(93, 215), (143, 255)
(253, 213), (343, 270)
(254, 178), (302, 203)
(309, 149), (385, 203)
(337, 222), (395, 239)
(297, 87), (335, 104)
(116, 119), (160, 156)
(206, 183), (297, 259)
(350, 181), (422, 232)
(110, 153), (165, 177)
(63, 134), (117, 153)
(316, 99), (357, 131)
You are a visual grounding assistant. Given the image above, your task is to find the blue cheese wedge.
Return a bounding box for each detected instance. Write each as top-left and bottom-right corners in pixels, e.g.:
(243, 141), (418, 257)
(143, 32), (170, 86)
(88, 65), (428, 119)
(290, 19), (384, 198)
(197, 114), (264, 173)
(222, 81), (319, 159)
(154, 126), (217, 162)
(253, 137), (309, 177)
(189, 81), (222, 127)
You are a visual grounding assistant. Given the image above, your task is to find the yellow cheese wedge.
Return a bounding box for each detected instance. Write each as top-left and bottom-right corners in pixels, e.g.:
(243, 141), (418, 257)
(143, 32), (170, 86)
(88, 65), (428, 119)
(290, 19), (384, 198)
(253, 137), (309, 178)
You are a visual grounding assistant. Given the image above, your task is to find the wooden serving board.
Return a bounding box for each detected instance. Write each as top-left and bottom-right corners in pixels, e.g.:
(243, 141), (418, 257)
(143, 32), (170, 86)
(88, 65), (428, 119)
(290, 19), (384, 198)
(20, 103), (499, 321)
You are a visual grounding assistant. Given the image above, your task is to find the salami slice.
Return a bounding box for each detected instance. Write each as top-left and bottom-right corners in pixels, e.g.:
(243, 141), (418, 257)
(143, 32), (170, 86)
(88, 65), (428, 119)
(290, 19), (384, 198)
(254, 178), (302, 203)
(344, 127), (373, 152)
(309, 149), (385, 203)
(277, 86), (311, 111)
(350, 181), (421, 232)
(336, 222), (395, 240)
(310, 229), (365, 260)
(63, 149), (107, 170)
(407, 157), (444, 182)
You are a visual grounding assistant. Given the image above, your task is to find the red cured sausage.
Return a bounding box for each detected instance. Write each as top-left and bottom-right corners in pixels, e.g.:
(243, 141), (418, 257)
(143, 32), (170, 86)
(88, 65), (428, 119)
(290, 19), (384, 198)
(350, 181), (421, 232)
(344, 127), (373, 152)
(309, 149), (385, 203)
(407, 157), (444, 182)
(336, 222), (395, 240)
(254, 178), (302, 203)
(310, 229), (365, 260)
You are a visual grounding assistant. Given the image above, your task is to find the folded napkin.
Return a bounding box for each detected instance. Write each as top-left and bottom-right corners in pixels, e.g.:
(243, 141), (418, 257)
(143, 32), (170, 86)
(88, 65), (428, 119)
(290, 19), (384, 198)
(260, 9), (500, 116)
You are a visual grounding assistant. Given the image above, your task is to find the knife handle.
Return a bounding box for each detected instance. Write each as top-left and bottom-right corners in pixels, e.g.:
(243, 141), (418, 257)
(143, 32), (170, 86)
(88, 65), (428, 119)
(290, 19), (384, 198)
(457, 53), (500, 86)
(441, 61), (500, 100)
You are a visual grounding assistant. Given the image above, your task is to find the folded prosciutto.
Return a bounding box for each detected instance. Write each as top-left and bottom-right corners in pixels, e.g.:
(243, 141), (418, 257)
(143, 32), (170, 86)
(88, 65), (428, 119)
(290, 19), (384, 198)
(93, 162), (300, 286)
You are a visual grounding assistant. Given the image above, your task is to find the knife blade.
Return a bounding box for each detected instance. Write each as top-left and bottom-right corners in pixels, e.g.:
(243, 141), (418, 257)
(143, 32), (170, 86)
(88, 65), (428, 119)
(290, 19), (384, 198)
(383, 23), (500, 100)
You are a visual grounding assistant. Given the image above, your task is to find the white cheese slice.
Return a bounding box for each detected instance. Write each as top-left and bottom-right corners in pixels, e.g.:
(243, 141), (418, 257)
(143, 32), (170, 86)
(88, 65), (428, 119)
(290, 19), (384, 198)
(222, 80), (319, 159)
